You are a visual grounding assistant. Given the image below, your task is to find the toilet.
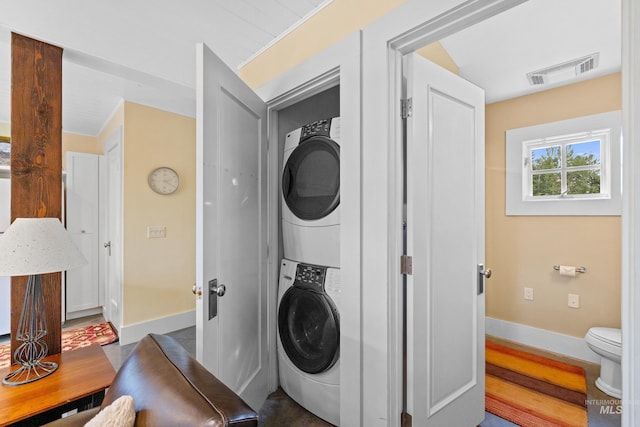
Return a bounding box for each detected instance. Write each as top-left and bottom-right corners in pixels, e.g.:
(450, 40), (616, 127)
(585, 327), (622, 399)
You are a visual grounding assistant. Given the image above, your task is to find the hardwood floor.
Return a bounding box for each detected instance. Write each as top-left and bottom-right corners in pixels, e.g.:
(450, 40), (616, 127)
(8, 317), (618, 426)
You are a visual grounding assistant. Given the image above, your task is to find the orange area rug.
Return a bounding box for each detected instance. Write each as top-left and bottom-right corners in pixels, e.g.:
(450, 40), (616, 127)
(0, 322), (118, 369)
(486, 341), (588, 427)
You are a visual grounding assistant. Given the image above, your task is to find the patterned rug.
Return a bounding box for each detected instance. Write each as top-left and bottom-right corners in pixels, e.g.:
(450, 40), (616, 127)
(485, 341), (588, 427)
(0, 322), (118, 369)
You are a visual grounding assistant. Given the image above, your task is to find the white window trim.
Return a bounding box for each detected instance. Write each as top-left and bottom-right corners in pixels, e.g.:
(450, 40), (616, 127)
(506, 110), (622, 216)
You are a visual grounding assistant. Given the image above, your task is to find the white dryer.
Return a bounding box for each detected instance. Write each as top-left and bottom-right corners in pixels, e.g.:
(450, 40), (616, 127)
(282, 117), (340, 268)
(277, 258), (340, 426)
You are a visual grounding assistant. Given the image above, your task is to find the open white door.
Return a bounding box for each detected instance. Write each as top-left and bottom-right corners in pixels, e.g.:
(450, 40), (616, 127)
(104, 130), (123, 332)
(406, 54), (487, 426)
(195, 43), (269, 411)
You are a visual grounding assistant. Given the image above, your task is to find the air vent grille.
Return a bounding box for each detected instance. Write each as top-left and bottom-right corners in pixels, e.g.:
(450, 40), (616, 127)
(526, 53), (600, 86)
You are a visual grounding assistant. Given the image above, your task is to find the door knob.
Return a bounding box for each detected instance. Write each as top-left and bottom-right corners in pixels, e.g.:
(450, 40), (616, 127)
(478, 264), (492, 295)
(211, 281), (226, 297)
(104, 241), (112, 256)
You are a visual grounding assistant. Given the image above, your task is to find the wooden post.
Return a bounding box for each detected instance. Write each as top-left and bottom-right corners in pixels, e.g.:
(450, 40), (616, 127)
(10, 33), (63, 357)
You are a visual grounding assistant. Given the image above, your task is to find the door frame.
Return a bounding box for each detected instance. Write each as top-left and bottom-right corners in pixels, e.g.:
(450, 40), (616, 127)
(361, 0), (638, 425)
(361, 1), (579, 425)
(256, 30), (361, 427)
(622, 1), (640, 425)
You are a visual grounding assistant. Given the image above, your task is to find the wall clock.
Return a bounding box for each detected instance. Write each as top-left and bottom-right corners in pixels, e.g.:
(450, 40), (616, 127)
(148, 166), (180, 195)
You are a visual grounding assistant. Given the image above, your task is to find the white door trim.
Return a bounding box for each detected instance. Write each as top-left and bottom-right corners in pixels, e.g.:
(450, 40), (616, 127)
(622, 0), (639, 425)
(256, 31), (362, 426)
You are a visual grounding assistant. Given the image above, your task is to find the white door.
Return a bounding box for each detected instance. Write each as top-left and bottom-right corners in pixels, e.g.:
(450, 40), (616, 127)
(66, 152), (100, 314)
(104, 131), (123, 331)
(195, 43), (269, 411)
(405, 54), (486, 426)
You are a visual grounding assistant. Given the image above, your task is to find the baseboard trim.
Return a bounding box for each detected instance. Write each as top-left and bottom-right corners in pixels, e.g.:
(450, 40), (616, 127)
(118, 310), (196, 346)
(65, 306), (103, 321)
(486, 317), (600, 364)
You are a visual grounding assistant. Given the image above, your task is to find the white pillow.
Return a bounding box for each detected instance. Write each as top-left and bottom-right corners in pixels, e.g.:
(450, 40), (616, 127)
(84, 395), (135, 427)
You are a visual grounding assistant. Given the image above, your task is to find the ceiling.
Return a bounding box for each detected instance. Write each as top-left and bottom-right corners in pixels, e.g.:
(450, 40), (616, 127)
(0, 0), (621, 137)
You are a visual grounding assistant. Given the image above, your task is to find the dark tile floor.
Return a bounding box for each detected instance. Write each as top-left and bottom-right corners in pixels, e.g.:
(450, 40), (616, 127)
(33, 317), (623, 426)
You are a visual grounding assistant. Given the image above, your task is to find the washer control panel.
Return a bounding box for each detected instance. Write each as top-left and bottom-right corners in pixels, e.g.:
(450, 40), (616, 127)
(295, 263), (327, 292)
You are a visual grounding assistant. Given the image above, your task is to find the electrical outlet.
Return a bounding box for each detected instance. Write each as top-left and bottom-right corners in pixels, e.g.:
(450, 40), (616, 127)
(568, 293), (580, 308)
(524, 287), (534, 301)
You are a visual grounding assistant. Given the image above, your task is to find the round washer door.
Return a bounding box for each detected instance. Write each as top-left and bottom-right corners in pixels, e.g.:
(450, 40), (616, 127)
(278, 286), (340, 374)
(282, 136), (340, 221)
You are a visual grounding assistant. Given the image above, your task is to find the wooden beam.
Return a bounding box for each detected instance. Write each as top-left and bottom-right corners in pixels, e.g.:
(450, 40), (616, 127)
(10, 33), (63, 357)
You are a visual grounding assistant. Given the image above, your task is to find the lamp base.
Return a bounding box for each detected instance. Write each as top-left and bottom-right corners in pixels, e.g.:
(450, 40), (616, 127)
(2, 274), (57, 387)
(3, 360), (58, 386)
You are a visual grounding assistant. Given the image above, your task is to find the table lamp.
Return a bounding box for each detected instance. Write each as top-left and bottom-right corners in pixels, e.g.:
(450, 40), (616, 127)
(0, 218), (87, 386)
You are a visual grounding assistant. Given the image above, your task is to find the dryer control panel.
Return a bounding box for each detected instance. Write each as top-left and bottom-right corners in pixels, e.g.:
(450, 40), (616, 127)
(295, 263), (326, 292)
(300, 118), (332, 140)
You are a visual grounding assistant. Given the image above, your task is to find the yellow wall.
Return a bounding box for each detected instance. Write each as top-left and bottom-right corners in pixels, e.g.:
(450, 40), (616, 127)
(240, 0), (409, 88)
(0, 122), (9, 137)
(121, 102), (196, 325)
(416, 42), (459, 74)
(5, 100), (195, 327)
(486, 73), (622, 337)
(62, 132), (101, 168)
(93, 101), (196, 327)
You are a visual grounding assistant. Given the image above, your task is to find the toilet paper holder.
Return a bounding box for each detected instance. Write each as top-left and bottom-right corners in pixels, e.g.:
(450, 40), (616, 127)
(553, 264), (587, 273)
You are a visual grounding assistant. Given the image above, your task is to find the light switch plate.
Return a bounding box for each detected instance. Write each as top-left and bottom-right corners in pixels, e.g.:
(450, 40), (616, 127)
(147, 226), (166, 238)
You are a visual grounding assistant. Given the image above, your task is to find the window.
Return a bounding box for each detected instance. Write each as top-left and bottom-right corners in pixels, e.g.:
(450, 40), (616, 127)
(506, 111), (621, 216)
(525, 131), (608, 199)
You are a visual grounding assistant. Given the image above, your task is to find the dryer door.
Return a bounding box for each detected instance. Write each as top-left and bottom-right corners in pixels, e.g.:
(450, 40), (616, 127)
(278, 286), (340, 374)
(282, 136), (340, 221)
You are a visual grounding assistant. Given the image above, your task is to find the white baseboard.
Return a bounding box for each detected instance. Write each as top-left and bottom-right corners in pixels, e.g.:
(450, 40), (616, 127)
(486, 317), (600, 364)
(118, 310), (195, 346)
(65, 306), (104, 321)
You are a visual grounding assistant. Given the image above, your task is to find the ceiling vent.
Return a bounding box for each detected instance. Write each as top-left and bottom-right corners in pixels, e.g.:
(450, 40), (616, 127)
(526, 53), (600, 86)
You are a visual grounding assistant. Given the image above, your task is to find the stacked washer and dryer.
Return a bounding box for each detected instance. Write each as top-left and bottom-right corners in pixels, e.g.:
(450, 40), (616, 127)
(278, 117), (341, 426)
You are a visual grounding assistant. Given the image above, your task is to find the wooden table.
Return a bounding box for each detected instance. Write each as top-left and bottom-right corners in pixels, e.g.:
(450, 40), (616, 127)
(0, 345), (116, 426)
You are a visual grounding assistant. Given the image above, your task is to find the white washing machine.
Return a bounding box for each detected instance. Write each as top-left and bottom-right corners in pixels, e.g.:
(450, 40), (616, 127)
(277, 258), (340, 426)
(282, 117), (340, 268)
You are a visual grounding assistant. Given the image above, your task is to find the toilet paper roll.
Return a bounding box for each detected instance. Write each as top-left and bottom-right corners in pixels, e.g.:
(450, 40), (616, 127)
(559, 265), (576, 277)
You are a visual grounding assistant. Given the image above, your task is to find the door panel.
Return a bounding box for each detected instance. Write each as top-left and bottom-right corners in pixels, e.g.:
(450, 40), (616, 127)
(105, 135), (122, 331)
(195, 43), (269, 411)
(66, 152), (100, 313)
(406, 53), (485, 426)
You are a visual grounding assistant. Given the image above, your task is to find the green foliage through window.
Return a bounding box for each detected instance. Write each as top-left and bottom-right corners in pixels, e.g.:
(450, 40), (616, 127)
(528, 139), (601, 197)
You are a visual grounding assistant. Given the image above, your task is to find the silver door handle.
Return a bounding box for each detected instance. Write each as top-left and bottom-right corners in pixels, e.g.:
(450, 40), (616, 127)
(478, 264), (492, 295)
(104, 241), (111, 256)
(211, 282), (226, 297)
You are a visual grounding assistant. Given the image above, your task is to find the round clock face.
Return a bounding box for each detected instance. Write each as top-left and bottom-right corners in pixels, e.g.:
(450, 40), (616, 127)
(148, 167), (180, 195)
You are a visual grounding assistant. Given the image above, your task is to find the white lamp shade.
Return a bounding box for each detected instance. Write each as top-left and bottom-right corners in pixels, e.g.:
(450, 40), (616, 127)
(0, 218), (87, 276)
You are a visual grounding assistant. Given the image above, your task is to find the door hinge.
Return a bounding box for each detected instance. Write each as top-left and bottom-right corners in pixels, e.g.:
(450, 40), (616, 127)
(401, 255), (413, 275)
(401, 98), (413, 119)
(401, 411), (412, 427)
